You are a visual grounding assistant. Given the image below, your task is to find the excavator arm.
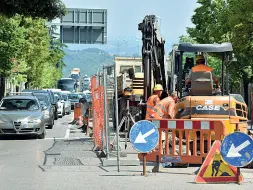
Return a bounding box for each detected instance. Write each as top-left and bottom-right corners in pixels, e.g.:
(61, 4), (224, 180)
(138, 15), (167, 102)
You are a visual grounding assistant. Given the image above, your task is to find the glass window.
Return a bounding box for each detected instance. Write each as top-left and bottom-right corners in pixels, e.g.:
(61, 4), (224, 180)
(62, 94), (68, 101)
(135, 66), (142, 72)
(34, 95), (50, 105)
(0, 99), (39, 111)
(68, 94), (79, 99)
(120, 66), (133, 73)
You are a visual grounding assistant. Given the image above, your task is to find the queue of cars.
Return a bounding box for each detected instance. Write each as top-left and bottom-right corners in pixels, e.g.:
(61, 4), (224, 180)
(0, 89), (92, 139)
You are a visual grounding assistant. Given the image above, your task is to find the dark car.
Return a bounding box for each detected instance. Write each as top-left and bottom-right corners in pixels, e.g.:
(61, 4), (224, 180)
(22, 89), (58, 120)
(33, 93), (54, 129)
(68, 93), (81, 110)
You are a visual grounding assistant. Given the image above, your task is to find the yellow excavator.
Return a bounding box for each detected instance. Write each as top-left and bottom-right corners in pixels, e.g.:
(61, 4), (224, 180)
(169, 43), (248, 136)
(138, 15), (249, 161)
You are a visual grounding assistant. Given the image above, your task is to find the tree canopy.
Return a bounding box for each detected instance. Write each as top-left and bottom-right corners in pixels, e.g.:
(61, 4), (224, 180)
(0, 15), (66, 89)
(0, 0), (66, 20)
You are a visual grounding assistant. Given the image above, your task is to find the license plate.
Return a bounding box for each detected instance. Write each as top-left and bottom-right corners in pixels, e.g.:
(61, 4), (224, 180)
(23, 124), (33, 128)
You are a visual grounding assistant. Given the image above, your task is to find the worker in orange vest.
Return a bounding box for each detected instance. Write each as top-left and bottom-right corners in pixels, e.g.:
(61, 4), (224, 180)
(145, 84), (163, 119)
(185, 55), (220, 88)
(171, 91), (179, 103)
(150, 93), (176, 119)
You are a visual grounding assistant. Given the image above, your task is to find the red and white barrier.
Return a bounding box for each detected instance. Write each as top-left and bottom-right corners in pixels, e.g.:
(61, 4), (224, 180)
(151, 120), (214, 130)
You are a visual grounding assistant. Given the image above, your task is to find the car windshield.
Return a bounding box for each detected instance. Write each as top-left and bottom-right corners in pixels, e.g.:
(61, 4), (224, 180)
(57, 79), (76, 91)
(62, 94), (68, 101)
(71, 74), (80, 80)
(34, 94), (50, 106)
(54, 92), (63, 100)
(68, 94), (79, 100)
(0, 99), (39, 111)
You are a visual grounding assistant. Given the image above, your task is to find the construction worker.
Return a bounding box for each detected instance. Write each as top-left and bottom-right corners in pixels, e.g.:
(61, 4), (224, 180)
(171, 91), (179, 103)
(186, 55), (219, 88)
(145, 84), (163, 119)
(150, 92), (176, 119)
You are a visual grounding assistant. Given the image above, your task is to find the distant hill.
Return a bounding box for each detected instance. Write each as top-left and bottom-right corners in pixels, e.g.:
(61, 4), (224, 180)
(62, 48), (114, 77)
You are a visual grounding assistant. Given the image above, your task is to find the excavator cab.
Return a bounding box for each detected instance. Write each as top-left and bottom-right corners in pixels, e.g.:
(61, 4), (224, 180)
(170, 43), (248, 129)
(171, 43), (233, 97)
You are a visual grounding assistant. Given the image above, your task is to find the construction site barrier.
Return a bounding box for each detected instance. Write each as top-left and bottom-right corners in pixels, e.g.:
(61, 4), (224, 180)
(138, 119), (226, 164)
(91, 75), (105, 151)
(74, 103), (82, 124)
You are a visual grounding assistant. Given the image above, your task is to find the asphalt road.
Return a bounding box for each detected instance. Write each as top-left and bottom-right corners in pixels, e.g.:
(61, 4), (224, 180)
(0, 113), (253, 190)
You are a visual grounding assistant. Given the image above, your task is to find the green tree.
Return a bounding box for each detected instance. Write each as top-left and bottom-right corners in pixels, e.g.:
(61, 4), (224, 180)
(0, 0), (66, 20)
(0, 15), (28, 77)
(0, 15), (66, 90)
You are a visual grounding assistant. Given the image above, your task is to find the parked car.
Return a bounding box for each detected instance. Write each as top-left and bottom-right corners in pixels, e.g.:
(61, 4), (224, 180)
(54, 93), (65, 118)
(83, 91), (92, 103)
(33, 93), (54, 129)
(61, 93), (71, 114)
(0, 94), (46, 139)
(68, 93), (82, 110)
(23, 89), (58, 120)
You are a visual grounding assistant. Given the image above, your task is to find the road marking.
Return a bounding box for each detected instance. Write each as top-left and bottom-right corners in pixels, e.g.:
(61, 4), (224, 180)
(43, 137), (85, 140)
(64, 125), (71, 139)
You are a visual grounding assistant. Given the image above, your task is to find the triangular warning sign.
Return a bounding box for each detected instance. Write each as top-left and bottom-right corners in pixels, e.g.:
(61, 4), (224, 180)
(195, 140), (244, 183)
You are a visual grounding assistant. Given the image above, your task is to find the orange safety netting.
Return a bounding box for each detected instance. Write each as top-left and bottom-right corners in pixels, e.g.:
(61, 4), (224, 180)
(91, 76), (105, 150)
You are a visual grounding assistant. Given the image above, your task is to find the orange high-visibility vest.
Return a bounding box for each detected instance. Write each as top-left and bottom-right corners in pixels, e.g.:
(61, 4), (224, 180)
(191, 64), (212, 72)
(151, 97), (175, 119)
(145, 94), (160, 119)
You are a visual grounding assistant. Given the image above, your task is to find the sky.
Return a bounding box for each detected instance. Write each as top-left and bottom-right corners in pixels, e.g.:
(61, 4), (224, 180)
(61, 0), (199, 51)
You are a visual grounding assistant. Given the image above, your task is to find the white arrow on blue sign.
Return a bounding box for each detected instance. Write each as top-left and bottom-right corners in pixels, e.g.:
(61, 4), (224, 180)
(129, 120), (159, 153)
(221, 132), (253, 167)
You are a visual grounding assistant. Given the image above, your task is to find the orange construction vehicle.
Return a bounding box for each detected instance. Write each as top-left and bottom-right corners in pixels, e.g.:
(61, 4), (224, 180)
(138, 15), (249, 164)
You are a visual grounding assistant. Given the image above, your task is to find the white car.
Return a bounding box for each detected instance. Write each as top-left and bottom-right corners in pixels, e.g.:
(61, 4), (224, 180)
(61, 93), (71, 114)
(54, 93), (65, 118)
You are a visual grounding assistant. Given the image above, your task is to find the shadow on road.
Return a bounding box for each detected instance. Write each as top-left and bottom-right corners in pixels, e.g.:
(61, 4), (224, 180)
(0, 134), (37, 140)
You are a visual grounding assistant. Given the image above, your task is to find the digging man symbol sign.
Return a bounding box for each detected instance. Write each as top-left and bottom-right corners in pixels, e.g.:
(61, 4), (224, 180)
(195, 140), (243, 183)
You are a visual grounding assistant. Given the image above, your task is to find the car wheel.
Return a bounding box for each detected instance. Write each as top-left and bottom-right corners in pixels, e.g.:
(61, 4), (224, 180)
(38, 129), (46, 139)
(47, 124), (53, 129)
(54, 112), (58, 120)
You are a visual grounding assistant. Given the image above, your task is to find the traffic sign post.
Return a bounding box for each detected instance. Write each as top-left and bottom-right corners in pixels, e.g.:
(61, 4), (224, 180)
(129, 120), (159, 176)
(221, 125), (253, 184)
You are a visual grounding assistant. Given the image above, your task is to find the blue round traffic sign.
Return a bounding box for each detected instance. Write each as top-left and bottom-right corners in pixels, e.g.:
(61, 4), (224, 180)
(129, 120), (159, 153)
(221, 132), (253, 167)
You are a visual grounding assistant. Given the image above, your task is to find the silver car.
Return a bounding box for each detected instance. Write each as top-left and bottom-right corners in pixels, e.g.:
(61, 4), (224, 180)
(34, 93), (54, 129)
(0, 95), (46, 139)
(61, 93), (71, 114)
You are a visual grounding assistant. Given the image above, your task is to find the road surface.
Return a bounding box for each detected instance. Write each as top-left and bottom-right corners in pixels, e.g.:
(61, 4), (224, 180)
(0, 113), (253, 190)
